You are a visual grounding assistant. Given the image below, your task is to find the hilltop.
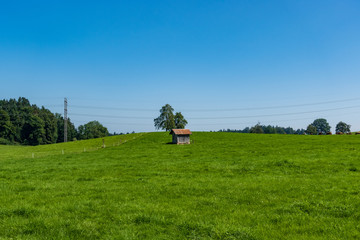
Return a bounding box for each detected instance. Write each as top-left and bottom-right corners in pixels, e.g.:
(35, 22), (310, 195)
(1, 132), (359, 239)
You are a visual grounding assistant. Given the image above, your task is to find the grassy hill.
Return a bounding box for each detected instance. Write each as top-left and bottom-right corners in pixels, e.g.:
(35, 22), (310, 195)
(0, 133), (144, 160)
(1, 132), (359, 239)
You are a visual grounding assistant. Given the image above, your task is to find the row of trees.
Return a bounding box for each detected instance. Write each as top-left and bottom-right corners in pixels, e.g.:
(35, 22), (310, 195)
(0, 98), (109, 145)
(219, 125), (305, 134)
(219, 118), (352, 135)
(154, 104), (188, 131)
(305, 118), (351, 135)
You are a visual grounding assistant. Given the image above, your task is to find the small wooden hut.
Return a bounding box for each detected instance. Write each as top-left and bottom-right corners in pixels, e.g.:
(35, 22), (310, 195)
(170, 129), (192, 144)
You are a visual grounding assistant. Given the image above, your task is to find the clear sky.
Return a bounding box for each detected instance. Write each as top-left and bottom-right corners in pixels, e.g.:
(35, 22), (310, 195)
(1, 0), (360, 133)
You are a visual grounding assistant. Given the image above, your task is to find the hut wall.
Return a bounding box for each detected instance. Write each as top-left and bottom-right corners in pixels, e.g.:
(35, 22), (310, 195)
(172, 134), (177, 144)
(178, 135), (190, 144)
(171, 134), (191, 144)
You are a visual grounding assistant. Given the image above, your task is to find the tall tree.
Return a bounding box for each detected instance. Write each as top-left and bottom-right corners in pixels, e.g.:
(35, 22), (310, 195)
(284, 127), (295, 134)
(250, 123), (264, 134)
(77, 121), (109, 140)
(275, 126), (286, 134)
(21, 115), (45, 145)
(154, 104), (175, 131)
(174, 112), (188, 129)
(242, 127), (250, 133)
(305, 124), (317, 135)
(263, 125), (276, 134)
(335, 121), (351, 133)
(0, 109), (14, 141)
(39, 107), (58, 144)
(312, 118), (331, 134)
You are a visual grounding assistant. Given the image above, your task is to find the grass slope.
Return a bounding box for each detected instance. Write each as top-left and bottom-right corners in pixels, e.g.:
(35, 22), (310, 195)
(0, 133), (144, 160)
(0, 132), (360, 239)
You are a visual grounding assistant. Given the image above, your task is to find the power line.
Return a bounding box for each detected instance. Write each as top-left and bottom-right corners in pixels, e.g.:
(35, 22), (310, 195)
(69, 105), (156, 112)
(67, 97), (360, 112)
(72, 121), (151, 126)
(2, 104), (360, 121)
(68, 105), (360, 120)
(182, 98), (360, 112)
(188, 105), (360, 119)
(70, 113), (151, 119)
(71, 110), (360, 127)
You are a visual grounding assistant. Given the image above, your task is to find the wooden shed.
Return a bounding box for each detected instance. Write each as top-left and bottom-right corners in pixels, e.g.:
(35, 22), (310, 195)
(170, 129), (192, 144)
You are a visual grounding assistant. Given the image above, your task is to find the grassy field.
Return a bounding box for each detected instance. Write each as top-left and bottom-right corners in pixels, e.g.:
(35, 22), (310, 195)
(0, 133), (144, 160)
(0, 132), (360, 239)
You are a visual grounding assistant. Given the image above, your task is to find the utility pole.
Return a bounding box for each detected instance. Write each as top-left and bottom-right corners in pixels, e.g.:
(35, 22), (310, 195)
(64, 97), (68, 142)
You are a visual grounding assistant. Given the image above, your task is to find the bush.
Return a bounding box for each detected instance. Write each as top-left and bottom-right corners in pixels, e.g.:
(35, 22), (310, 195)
(0, 138), (15, 145)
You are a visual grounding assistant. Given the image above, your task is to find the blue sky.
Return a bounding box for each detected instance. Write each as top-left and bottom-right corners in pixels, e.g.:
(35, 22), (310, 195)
(1, 0), (360, 133)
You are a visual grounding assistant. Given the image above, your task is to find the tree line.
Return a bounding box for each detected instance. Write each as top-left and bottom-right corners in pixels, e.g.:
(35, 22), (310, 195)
(219, 124), (306, 134)
(305, 118), (351, 135)
(219, 118), (352, 135)
(0, 97), (109, 145)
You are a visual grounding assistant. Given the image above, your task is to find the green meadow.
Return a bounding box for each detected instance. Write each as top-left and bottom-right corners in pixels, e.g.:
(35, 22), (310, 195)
(1, 132), (360, 239)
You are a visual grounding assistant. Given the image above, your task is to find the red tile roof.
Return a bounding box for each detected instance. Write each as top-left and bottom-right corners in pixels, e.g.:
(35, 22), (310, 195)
(170, 129), (192, 135)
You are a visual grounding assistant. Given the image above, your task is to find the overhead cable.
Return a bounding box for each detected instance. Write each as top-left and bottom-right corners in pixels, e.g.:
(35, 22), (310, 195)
(67, 97), (360, 112)
(68, 105), (360, 120)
